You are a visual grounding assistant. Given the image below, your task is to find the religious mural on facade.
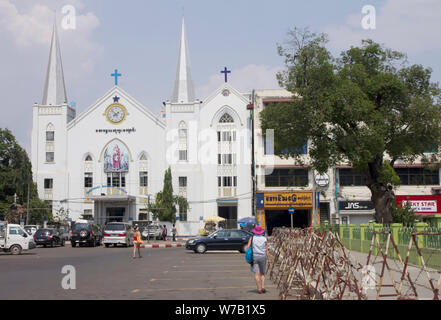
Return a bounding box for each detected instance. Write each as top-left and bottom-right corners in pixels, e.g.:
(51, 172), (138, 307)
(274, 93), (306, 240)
(103, 141), (129, 172)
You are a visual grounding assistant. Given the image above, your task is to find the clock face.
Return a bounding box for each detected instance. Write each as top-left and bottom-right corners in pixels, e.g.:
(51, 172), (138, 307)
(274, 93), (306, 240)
(105, 103), (127, 124)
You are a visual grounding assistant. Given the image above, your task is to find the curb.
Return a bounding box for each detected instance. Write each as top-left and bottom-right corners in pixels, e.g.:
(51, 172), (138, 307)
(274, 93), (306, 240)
(140, 243), (184, 249)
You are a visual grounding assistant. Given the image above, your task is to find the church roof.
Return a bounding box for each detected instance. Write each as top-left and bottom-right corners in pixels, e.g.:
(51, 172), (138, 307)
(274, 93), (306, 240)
(42, 22), (68, 106)
(171, 18), (195, 103)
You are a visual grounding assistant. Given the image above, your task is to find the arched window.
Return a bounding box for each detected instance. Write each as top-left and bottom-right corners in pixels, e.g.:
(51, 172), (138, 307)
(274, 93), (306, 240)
(178, 121), (188, 161)
(84, 155), (94, 192)
(45, 123), (55, 163)
(139, 153), (148, 195)
(46, 123), (55, 141)
(219, 113), (234, 123)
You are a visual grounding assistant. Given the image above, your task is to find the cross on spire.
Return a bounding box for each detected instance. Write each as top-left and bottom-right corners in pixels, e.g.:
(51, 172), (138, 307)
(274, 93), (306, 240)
(221, 67), (231, 83)
(111, 69), (122, 86)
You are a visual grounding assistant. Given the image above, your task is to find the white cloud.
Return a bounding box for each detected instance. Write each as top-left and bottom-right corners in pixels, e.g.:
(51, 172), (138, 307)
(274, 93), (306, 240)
(197, 64), (282, 99)
(325, 0), (441, 54)
(0, 0), (101, 74)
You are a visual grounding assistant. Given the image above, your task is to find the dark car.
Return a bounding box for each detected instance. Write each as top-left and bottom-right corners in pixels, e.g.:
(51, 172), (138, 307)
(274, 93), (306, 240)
(34, 228), (65, 247)
(186, 229), (252, 254)
(71, 222), (102, 247)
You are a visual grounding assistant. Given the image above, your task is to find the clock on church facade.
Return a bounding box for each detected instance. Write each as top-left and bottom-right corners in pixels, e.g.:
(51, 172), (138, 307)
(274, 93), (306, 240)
(105, 103), (127, 124)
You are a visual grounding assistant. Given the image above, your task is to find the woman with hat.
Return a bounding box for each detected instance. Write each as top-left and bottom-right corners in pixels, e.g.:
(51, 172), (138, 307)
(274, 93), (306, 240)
(246, 225), (269, 294)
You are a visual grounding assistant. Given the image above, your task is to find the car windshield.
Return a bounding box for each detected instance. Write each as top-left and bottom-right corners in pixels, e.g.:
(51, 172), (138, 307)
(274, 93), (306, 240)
(105, 224), (125, 231)
(35, 229), (52, 236)
(73, 223), (90, 231)
(148, 225), (159, 230)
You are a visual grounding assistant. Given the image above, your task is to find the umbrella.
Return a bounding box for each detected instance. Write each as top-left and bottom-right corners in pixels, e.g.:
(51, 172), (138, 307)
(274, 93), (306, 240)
(238, 217), (256, 225)
(203, 216), (226, 223)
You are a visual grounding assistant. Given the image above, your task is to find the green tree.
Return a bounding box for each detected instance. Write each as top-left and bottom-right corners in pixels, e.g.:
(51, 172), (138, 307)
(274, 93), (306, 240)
(391, 202), (417, 226)
(0, 128), (51, 223)
(149, 167), (189, 223)
(260, 28), (441, 224)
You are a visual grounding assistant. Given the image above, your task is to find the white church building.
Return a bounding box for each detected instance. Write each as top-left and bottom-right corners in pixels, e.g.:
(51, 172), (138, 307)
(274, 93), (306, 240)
(31, 19), (252, 235)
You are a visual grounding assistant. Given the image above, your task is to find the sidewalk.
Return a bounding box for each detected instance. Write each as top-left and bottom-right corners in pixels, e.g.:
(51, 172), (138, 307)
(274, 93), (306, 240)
(347, 249), (440, 300)
(140, 239), (186, 249)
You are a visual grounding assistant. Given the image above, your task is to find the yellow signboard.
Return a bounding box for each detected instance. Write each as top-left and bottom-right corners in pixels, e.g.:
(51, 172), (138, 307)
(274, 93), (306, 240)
(256, 210), (266, 230)
(263, 191), (313, 209)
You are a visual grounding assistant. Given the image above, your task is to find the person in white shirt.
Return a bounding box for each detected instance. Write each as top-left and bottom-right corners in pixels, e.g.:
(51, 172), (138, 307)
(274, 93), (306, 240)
(246, 226), (269, 294)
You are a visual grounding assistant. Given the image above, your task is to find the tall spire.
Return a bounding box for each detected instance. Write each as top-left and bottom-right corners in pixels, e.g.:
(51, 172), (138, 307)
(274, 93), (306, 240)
(42, 20), (68, 105)
(172, 17), (195, 103)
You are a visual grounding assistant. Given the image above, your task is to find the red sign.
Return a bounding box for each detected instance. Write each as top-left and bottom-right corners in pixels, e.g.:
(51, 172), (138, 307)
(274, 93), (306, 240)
(395, 195), (441, 215)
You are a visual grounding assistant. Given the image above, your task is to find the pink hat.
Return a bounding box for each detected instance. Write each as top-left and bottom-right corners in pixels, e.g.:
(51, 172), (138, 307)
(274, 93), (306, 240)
(252, 226), (265, 235)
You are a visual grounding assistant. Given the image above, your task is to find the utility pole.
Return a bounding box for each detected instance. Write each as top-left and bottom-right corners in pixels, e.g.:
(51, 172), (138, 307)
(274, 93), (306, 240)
(26, 181), (30, 225)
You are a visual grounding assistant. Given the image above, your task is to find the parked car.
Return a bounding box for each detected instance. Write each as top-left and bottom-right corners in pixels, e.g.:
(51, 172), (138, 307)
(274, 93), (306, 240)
(0, 223), (35, 255)
(186, 229), (252, 254)
(47, 222), (71, 241)
(24, 225), (38, 237)
(103, 222), (134, 247)
(34, 228), (65, 247)
(141, 224), (164, 240)
(71, 221), (102, 247)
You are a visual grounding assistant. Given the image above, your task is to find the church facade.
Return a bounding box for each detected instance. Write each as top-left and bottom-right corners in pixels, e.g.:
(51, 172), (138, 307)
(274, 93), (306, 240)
(31, 19), (252, 236)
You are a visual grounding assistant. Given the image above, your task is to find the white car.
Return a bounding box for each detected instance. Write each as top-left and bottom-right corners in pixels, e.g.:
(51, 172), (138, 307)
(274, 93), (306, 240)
(0, 223), (35, 255)
(103, 222), (134, 247)
(24, 225), (38, 237)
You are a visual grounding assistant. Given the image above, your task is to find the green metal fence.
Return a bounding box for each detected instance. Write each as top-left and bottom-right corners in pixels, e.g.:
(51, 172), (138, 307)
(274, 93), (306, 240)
(318, 222), (441, 270)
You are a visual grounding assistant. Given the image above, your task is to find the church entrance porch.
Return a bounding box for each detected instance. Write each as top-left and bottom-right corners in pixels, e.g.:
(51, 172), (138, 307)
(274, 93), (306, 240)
(91, 195), (137, 227)
(106, 207), (125, 223)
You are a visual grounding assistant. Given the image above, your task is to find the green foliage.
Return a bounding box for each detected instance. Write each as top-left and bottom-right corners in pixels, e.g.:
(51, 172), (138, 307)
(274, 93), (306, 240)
(378, 161), (401, 186)
(261, 28), (441, 222)
(391, 202), (417, 226)
(148, 167), (189, 223)
(0, 128), (50, 223)
(27, 198), (52, 225)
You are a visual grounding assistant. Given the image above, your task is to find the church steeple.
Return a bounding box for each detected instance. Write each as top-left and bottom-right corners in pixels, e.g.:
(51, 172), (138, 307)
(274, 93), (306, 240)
(172, 18), (195, 103)
(42, 21), (68, 105)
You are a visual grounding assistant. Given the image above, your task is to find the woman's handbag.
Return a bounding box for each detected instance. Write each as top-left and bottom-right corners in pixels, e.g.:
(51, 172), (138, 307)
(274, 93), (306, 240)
(245, 237), (253, 264)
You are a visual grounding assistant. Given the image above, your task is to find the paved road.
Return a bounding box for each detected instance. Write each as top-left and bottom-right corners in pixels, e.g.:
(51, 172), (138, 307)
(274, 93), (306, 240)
(0, 245), (277, 300)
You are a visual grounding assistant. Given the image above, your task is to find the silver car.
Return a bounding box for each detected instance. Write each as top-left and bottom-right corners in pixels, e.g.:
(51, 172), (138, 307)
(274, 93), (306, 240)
(103, 222), (134, 247)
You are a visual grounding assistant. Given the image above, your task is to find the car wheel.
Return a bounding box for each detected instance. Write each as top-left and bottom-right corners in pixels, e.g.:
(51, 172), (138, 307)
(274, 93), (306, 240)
(239, 244), (247, 253)
(195, 243), (206, 254)
(71, 242), (76, 247)
(10, 244), (22, 255)
(105, 243), (110, 248)
(43, 244), (47, 248)
(113, 243), (118, 247)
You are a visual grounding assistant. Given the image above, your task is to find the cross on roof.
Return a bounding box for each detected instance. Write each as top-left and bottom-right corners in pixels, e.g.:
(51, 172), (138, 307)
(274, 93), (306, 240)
(221, 67), (231, 83)
(111, 69), (122, 86)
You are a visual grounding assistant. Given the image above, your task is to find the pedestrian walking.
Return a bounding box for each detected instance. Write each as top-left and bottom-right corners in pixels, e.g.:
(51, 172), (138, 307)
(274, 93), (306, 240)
(246, 225), (269, 294)
(133, 225), (142, 259)
(162, 224), (167, 241)
(172, 224), (177, 242)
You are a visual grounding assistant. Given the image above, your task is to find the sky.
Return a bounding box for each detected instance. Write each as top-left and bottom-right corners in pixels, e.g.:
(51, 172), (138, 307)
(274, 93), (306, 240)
(1, 0), (441, 153)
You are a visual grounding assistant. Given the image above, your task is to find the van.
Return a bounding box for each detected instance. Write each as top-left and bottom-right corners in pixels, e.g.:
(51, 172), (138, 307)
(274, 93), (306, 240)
(103, 222), (134, 247)
(0, 223), (35, 255)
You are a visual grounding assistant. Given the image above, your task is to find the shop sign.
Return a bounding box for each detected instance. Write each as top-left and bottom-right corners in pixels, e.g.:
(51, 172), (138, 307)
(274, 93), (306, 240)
(339, 201), (374, 211)
(263, 191), (313, 209)
(396, 195), (441, 215)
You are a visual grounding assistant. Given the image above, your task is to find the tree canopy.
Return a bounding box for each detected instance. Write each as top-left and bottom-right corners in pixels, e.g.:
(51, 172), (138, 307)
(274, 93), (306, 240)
(148, 167), (189, 223)
(260, 28), (441, 223)
(0, 128), (51, 223)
